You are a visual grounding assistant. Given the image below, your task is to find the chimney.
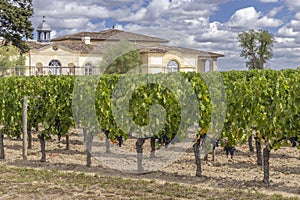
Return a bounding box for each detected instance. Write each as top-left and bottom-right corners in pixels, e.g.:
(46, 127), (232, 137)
(82, 36), (91, 44)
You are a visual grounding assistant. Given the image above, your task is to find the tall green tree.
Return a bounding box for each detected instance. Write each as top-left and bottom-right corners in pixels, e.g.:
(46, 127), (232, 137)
(238, 30), (274, 70)
(0, 45), (25, 76)
(0, 0), (34, 52)
(101, 40), (142, 74)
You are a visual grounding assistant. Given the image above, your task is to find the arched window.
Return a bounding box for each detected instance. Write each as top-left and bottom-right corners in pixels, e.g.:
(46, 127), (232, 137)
(49, 59), (61, 75)
(85, 63), (93, 75)
(166, 60), (179, 72)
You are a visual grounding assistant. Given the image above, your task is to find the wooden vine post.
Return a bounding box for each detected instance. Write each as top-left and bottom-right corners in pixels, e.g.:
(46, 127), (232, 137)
(0, 129), (5, 160)
(22, 96), (28, 161)
(136, 138), (145, 172)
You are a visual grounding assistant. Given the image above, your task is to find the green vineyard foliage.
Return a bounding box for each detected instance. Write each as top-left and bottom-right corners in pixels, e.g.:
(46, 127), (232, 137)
(0, 69), (299, 152)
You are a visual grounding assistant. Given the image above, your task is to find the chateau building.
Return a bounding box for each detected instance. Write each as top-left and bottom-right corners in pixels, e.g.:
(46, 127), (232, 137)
(24, 17), (224, 76)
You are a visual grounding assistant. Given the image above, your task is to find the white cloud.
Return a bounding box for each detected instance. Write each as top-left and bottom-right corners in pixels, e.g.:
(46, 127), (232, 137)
(259, 0), (279, 3)
(113, 24), (124, 30)
(167, 0), (221, 19)
(268, 6), (283, 17)
(275, 37), (297, 48)
(120, 0), (171, 23)
(54, 18), (90, 29)
(121, 8), (148, 21)
(277, 26), (298, 37)
(285, 0), (300, 11)
(270, 45), (300, 69)
(195, 22), (236, 43)
(51, 21), (106, 38)
(33, 0), (137, 9)
(43, 3), (127, 19)
(143, 0), (170, 20)
(289, 19), (300, 31)
(227, 7), (283, 30)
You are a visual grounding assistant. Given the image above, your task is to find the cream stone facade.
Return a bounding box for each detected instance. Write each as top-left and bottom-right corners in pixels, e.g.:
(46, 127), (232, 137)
(24, 18), (223, 76)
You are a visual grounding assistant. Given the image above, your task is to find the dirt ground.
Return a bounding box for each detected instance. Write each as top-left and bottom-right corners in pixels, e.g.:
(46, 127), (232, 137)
(1, 129), (299, 199)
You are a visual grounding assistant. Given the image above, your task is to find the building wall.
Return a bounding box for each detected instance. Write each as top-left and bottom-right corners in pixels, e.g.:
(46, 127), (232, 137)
(26, 46), (105, 75)
(26, 46), (81, 75)
(25, 43), (217, 76)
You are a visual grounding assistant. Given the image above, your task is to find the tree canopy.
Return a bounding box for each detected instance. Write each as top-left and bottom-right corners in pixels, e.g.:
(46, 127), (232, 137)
(0, 45), (25, 76)
(101, 40), (142, 74)
(0, 0), (34, 53)
(238, 30), (274, 70)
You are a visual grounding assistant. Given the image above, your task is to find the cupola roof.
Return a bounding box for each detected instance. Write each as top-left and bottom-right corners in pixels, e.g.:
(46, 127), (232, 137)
(37, 16), (51, 32)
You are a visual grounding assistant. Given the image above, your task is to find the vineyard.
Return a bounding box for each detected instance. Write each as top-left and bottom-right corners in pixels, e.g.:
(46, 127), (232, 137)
(0, 69), (299, 198)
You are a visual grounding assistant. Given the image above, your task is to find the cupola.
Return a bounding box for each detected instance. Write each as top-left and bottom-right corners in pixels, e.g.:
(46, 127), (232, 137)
(37, 16), (51, 43)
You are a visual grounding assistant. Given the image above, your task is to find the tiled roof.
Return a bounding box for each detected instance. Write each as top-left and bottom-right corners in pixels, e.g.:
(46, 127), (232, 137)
(26, 41), (96, 53)
(26, 41), (49, 49)
(27, 40), (224, 58)
(57, 42), (95, 53)
(51, 29), (169, 43)
(139, 45), (224, 58)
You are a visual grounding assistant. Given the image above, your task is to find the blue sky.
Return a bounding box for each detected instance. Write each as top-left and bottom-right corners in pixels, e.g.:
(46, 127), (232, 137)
(31, 0), (300, 71)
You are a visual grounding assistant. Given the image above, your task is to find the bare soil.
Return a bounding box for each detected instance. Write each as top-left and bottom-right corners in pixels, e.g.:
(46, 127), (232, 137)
(0, 129), (299, 199)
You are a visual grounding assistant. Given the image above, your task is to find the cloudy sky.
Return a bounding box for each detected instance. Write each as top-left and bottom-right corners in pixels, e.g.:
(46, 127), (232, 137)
(31, 0), (300, 71)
